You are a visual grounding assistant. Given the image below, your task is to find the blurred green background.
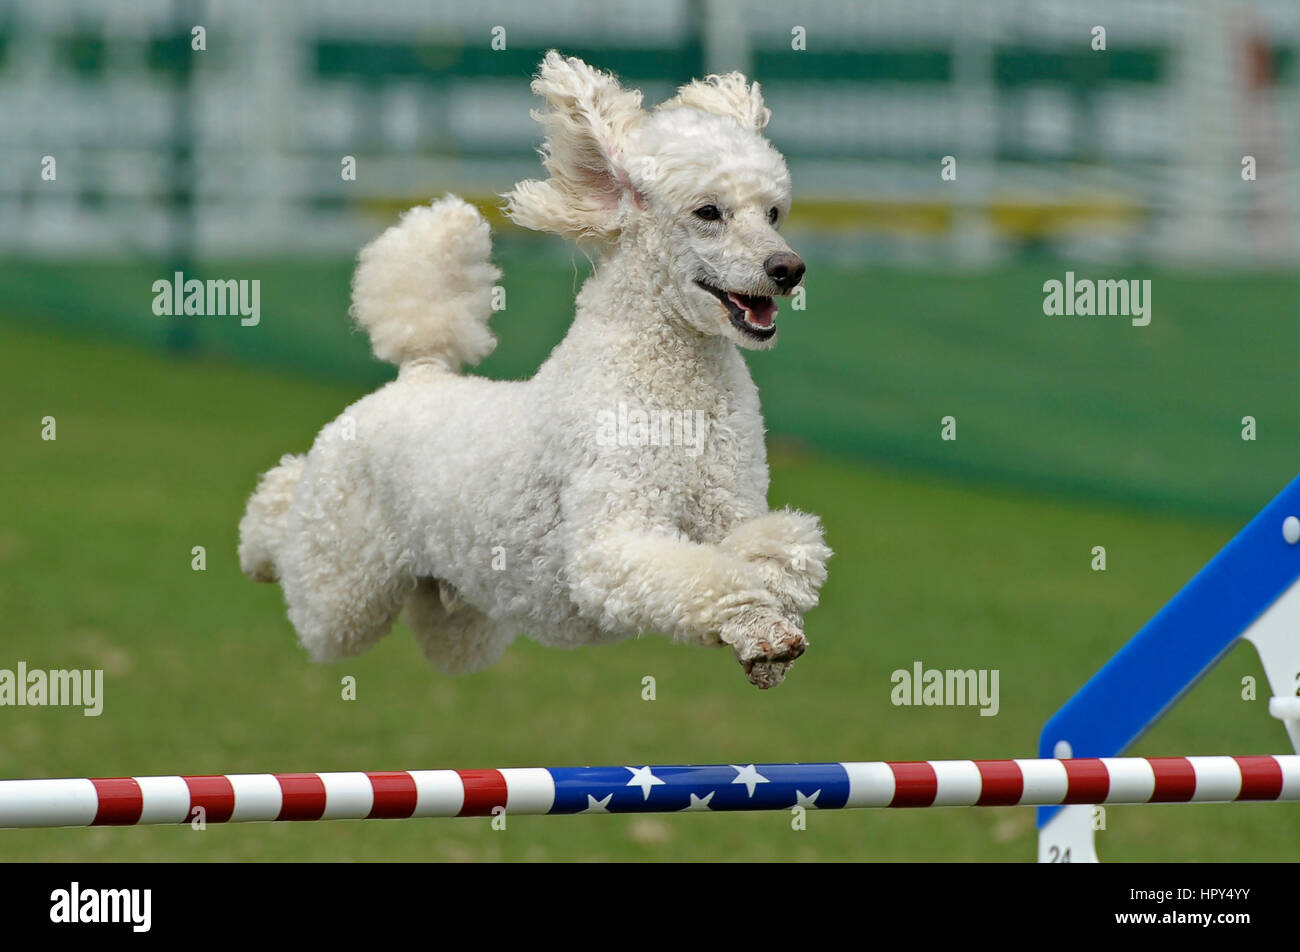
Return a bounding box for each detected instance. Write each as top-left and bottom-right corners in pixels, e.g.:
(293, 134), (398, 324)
(0, 0), (1297, 860)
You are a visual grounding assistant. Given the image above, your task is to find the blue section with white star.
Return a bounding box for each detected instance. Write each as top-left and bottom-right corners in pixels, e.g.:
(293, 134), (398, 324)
(547, 763), (851, 813)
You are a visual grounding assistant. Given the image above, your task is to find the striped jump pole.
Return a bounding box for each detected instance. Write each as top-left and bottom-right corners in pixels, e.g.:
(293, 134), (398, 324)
(1036, 474), (1300, 861)
(1, 755), (1296, 828)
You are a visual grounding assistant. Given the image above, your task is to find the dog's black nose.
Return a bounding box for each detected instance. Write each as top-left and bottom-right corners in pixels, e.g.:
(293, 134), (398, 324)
(764, 252), (805, 291)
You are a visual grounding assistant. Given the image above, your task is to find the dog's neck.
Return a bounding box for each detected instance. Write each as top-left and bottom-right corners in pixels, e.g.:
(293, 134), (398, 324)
(548, 245), (743, 398)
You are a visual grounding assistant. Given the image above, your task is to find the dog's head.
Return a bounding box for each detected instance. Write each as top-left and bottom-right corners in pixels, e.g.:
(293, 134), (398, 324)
(504, 52), (802, 351)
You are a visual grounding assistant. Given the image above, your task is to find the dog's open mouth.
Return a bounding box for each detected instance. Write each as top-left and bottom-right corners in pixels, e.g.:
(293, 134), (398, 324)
(694, 280), (778, 340)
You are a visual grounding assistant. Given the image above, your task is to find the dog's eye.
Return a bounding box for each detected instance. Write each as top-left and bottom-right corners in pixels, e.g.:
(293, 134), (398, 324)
(768, 207), (779, 225)
(694, 204), (721, 222)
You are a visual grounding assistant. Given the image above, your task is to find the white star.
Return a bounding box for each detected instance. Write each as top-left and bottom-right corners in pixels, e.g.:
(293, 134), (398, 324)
(581, 793), (613, 814)
(730, 764), (770, 797)
(795, 789), (821, 809)
(679, 791), (715, 812)
(625, 766), (666, 800)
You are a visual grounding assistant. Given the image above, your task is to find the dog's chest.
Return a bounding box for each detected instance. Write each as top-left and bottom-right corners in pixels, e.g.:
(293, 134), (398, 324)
(627, 385), (765, 537)
(592, 338), (768, 536)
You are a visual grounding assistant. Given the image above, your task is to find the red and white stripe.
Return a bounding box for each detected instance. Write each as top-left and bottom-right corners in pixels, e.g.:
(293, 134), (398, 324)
(0, 768), (555, 828)
(0, 757), (1295, 828)
(841, 755), (1300, 807)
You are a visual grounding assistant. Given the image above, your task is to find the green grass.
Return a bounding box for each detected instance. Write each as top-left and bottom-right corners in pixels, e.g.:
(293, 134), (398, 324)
(0, 320), (1293, 861)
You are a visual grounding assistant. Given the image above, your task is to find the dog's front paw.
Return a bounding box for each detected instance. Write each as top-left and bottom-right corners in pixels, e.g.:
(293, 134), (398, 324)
(743, 658), (794, 689)
(721, 609), (806, 689)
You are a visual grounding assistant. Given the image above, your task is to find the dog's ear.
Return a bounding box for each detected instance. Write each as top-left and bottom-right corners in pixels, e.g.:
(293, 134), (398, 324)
(657, 72), (771, 133)
(503, 52), (645, 244)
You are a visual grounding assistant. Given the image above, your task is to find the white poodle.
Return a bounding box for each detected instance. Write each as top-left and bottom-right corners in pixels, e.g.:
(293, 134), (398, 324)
(239, 52), (830, 688)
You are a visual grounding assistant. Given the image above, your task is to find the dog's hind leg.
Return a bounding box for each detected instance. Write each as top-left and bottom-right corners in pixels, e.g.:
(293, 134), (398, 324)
(277, 468), (415, 661)
(238, 454), (306, 583)
(404, 578), (517, 674)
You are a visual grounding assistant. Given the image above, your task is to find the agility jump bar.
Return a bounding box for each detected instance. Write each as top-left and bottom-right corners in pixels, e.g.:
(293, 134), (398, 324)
(1, 756), (1296, 828)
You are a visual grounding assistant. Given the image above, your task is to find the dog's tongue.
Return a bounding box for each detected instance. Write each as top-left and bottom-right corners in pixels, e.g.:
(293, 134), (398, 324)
(727, 292), (777, 328)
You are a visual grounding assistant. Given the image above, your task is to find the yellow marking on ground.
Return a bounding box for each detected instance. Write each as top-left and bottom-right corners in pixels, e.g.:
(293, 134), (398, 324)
(357, 195), (1141, 238)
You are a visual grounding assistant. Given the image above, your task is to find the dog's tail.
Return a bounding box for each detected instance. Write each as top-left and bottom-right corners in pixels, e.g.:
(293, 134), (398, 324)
(350, 195), (502, 372)
(238, 453), (306, 582)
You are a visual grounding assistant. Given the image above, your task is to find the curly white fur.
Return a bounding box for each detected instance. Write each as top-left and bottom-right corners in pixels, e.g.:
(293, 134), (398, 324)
(239, 52), (831, 688)
(658, 71), (772, 132)
(350, 197), (501, 370)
